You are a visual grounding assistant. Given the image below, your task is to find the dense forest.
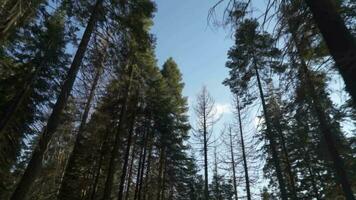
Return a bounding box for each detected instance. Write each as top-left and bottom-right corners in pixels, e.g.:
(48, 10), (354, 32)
(0, 0), (355, 199)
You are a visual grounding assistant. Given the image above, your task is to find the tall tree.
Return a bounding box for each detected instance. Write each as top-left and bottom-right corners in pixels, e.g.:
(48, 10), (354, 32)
(10, 0), (103, 199)
(193, 86), (218, 200)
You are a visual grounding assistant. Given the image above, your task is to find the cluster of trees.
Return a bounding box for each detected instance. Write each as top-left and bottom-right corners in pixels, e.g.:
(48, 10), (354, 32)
(219, 0), (356, 199)
(0, 0), (355, 200)
(0, 0), (205, 200)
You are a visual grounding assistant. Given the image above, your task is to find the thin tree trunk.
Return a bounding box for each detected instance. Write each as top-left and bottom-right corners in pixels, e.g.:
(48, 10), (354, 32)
(276, 126), (298, 199)
(254, 64), (288, 200)
(156, 147), (165, 200)
(90, 128), (110, 200)
(137, 135), (148, 200)
(9, 1), (102, 199)
(160, 160), (167, 200)
(133, 142), (145, 200)
(203, 110), (209, 200)
(124, 136), (138, 200)
(118, 105), (138, 200)
(102, 65), (134, 200)
(58, 54), (103, 200)
(143, 140), (153, 200)
(235, 97), (251, 200)
(228, 127), (238, 200)
(304, 0), (356, 104)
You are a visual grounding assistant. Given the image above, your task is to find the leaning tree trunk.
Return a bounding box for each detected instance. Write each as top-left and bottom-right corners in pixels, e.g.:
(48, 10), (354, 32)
(304, 0), (356, 104)
(284, 5), (355, 197)
(235, 97), (251, 200)
(58, 58), (103, 200)
(228, 127), (238, 200)
(10, 1), (102, 199)
(254, 64), (288, 200)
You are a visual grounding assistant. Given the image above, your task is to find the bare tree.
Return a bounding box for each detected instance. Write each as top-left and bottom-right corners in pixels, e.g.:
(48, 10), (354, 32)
(193, 86), (219, 200)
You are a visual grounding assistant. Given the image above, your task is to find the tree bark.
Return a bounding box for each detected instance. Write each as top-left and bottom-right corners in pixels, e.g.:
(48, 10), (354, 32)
(254, 64), (288, 200)
(9, 1), (102, 199)
(304, 0), (356, 104)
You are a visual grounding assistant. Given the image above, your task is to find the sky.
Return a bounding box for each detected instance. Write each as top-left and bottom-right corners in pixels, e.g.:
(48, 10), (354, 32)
(150, 0), (265, 189)
(151, 0), (235, 128)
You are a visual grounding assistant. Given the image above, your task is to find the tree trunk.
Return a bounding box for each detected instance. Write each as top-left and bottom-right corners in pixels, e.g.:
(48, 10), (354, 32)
(102, 65), (134, 200)
(304, 0), (356, 104)
(118, 103), (138, 200)
(203, 110), (209, 200)
(235, 97), (251, 200)
(124, 137), (138, 200)
(284, 5), (355, 197)
(9, 1), (102, 199)
(276, 126), (298, 199)
(228, 127), (238, 200)
(143, 141), (153, 200)
(156, 147), (165, 200)
(254, 64), (288, 200)
(133, 142), (145, 200)
(58, 54), (103, 200)
(90, 128), (110, 200)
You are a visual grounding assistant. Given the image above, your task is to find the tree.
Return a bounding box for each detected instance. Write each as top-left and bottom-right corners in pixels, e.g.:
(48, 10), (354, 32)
(10, 0), (104, 199)
(193, 86), (218, 200)
(224, 19), (288, 200)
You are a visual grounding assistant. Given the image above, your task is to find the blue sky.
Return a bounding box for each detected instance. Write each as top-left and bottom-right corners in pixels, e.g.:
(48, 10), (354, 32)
(151, 0), (234, 119)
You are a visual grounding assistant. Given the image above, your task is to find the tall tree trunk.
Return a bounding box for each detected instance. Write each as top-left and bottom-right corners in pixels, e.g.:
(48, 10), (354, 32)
(133, 142), (145, 200)
(235, 97), (251, 200)
(254, 64), (288, 200)
(156, 147), (165, 200)
(143, 140), (153, 200)
(118, 103), (138, 200)
(102, 65), (134, 200)
(276, 126), (298, 199)
(228, 127), (238, 200)
(58, 53), (104, 200)
(304, 0), (356, 104)
(124, 136), (137, 200)
(137, 122), (149, 200)
(283, 5), (355, 197)
(160, 160), (167, 200)
(90, 128), (110, 200)
(203, 111), (209, 200)
(9, 1), (102, 199)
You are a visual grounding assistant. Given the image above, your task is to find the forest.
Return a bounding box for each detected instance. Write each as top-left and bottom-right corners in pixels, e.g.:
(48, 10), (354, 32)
(0, 0), (355, 199)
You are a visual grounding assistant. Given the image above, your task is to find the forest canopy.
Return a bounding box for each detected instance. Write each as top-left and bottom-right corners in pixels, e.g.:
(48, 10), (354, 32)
(0, 0), (355, 200)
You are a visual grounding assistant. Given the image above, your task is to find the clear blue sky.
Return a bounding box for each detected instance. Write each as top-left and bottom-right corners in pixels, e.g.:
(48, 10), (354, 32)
(151, 0), (234, 117)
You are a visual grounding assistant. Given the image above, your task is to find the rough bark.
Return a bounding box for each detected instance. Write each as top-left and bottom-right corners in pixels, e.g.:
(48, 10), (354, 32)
(9, 1), (102, 199)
